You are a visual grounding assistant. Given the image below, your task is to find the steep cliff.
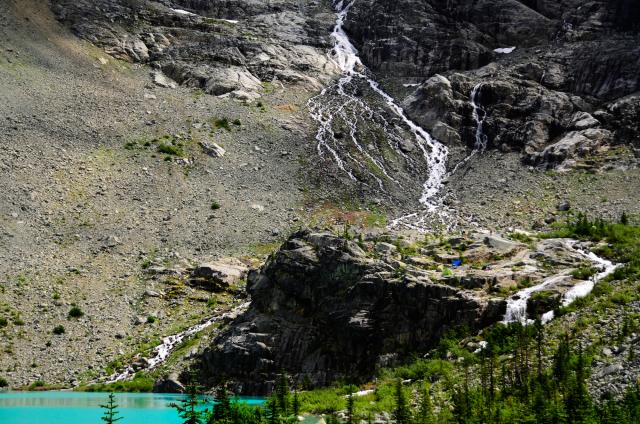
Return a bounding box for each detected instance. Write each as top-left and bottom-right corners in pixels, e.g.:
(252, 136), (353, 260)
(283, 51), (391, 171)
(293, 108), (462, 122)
(344, 0), (640, 169)
(197, 230), (508, 393)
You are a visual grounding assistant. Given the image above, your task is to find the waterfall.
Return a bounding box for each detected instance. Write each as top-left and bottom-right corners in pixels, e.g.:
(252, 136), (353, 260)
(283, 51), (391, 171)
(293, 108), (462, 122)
(446, 83), (488, 176)
(503, 241), (619, 325)
(470, 83), (488, 152)
(308, 0), (451, 230)
(105, 302), (249, 383)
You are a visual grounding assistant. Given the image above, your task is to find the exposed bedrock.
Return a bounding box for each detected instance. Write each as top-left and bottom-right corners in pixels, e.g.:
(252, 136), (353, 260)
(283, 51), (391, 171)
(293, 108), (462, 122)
(344, 0), (640, 169)
(197, 230), (505, 393)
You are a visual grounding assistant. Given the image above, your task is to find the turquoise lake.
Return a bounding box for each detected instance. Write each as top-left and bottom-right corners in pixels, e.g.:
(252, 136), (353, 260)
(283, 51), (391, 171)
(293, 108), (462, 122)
(0, 391), (264, 424)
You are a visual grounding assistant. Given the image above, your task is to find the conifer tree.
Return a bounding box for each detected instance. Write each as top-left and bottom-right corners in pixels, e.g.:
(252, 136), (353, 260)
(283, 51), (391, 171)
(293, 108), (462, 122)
(267, 397), (278, 424)
(211, 383), (231, 423)
(100, 392), (123, 424)
(292, 387), (300, 418)
(392, 380), (411, 424)
(346, 393), (355, 424)
(275, 371), (290, 417)
(565, 345), (594, 424)
(416, 383), (433, 424)
(172, 376), (205, 424)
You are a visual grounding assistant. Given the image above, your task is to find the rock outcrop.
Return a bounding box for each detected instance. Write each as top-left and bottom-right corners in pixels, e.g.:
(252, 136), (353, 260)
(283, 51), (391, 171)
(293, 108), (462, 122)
(344, 0), (640, 169)
(50, 0), (339, 99)
(198, 230), (505, 393)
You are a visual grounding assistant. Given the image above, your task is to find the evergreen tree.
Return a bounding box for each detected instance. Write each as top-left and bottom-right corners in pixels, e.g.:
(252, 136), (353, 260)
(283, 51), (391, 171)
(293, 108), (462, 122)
(392, 380), (411, 424)
(292, 387), (300, 418)
(565, 345), (594, 424)
(346, 393), (355, 424)
(211, 383), (231, 423)
(171, 376), (205, 424)
(100, 392), (123, 424)
(621, 212), (629, 225)
(275, 372), (290, 417)
(554, 334), (571, 389)
(266, 397), (278, 424)
(416, 383), (433, 424)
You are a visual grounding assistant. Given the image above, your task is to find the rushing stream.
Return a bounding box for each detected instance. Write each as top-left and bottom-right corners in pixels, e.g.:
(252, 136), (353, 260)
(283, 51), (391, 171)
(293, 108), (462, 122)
(503, 241), (619, 325)
(308, 0), (451, 230)
(106, 302), (249, 383)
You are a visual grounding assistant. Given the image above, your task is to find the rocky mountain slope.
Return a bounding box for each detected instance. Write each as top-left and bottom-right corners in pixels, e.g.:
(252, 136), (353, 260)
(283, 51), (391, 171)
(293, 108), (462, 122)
(196, 229), (624, 393)
(1, 0), (640, 395)
(345, 0), (640, 170)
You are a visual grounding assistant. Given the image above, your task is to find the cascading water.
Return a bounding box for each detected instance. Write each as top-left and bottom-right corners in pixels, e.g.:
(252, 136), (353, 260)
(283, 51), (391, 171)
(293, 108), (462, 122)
(503, 241), (619, 325)
(447, 83), (489, 176)
(308, 0), (451, 230)
(470, 83), (488, 152)
(105, 302), (249, 383)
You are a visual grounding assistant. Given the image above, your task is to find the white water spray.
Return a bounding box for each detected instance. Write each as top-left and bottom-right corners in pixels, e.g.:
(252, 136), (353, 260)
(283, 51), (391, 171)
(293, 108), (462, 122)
(308, 0), (451, 230)
(503, 241), (619, 325)
(106, 302), (249, 383)
(447, 83), (489, 176)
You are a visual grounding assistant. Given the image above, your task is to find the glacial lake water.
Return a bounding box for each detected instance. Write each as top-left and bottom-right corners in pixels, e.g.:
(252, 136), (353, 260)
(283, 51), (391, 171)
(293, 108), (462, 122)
(0, 391), (264, 424)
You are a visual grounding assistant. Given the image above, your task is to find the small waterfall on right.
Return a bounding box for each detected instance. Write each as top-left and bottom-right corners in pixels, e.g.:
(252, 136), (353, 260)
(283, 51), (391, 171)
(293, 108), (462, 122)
(447, 83), (489, 176)
(470, 83), (488, 152)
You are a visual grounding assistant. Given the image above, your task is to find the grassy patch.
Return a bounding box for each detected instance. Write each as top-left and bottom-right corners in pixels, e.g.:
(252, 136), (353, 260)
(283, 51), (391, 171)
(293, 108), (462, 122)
(79, 373), (154, 393)
(572, 266), (597, 280)
(543, 213), (640, 281)
(158, 143), (185, 157)
(211, 117), (231, 131)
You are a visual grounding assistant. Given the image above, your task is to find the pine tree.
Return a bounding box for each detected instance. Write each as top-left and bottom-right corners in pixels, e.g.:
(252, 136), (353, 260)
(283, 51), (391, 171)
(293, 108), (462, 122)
(621, 211), (629, 225)
(275, 371), (290, 417)
(100, 392), (123, 424)
(392, 380), (411, 424)
(211, 383), (231, 423)
(565, 345), (594, 424)
(292, 387), (300, 418)
(554, 334), (571, 390)
(346, 393), (355, 424)
(171, 376), (205, 424)
(267, 397), (278, 424)
(416, 383), (433, 424)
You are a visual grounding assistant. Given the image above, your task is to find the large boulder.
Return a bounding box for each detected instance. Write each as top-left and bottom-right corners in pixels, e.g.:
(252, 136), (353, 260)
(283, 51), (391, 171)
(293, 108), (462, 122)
(189, 258), (249, 292)
(197, 230), (505, 393)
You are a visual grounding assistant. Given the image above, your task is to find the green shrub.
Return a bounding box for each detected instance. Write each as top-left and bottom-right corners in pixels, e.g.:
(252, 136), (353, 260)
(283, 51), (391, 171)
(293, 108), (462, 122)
(146, 316), (157, 324)
(29, 381), (46, 390)
(212, 117), (231, 131)
(572, 266), (597, 280)
(13, 318), (25, 326)
(53, 325), (65, 335)
(0, 317), (7, 327)
(211, 201), (221, 210)
(158, 143), (184, 156)
(68, 306), (84, 319)
(207, 297), (218, 309)
(80, 373), (154, 393)
(0, 377), (8, 388)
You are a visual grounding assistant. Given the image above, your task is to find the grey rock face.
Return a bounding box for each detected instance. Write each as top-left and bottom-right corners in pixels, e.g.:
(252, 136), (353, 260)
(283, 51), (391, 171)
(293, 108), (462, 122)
(197, 230), (505, 393)
(50, 0), (338, 97)
(342, 0), (640, 168)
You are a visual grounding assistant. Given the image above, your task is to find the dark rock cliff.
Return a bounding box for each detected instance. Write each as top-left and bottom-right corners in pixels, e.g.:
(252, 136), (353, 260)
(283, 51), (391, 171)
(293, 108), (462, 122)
(197, 231), (505, 393)
(344, 0), (640, 169)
